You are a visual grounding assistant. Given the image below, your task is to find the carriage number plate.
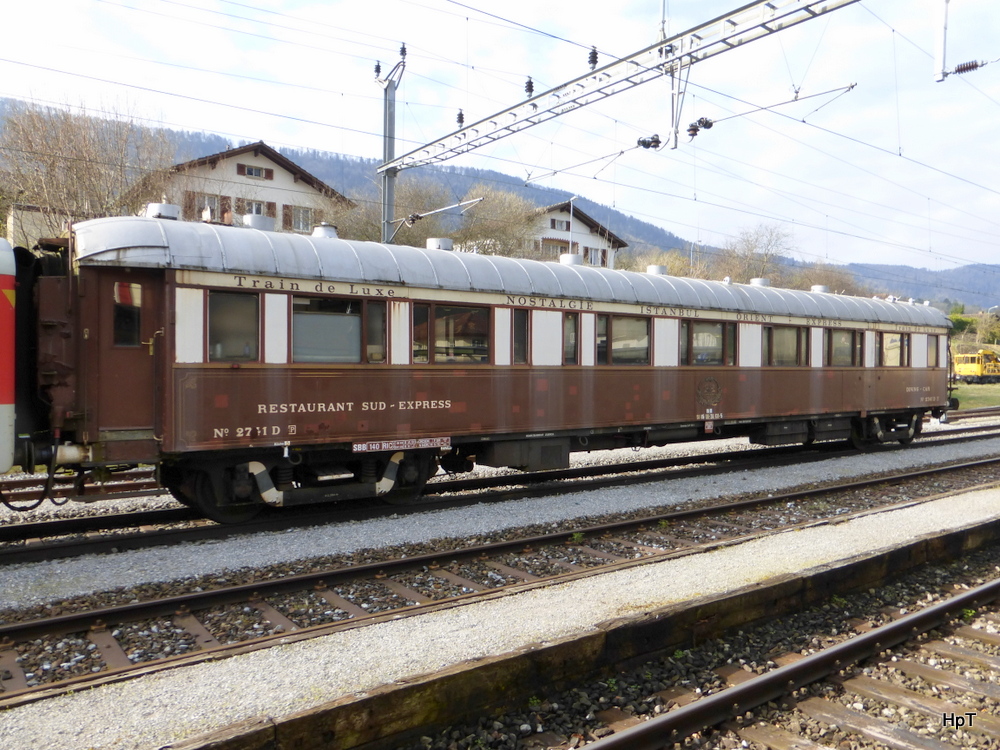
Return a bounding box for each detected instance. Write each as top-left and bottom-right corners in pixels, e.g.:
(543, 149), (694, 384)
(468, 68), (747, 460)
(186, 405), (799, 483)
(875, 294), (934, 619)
(353, 437), (452, 453)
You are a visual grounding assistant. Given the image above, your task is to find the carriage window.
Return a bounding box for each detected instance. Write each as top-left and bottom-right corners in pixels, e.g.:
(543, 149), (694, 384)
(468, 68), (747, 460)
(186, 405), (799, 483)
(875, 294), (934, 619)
(513, 308), (529, 365)
(927, 335), (939, 367)
(113, 282), (142, 347)
(292, 298), (360, 363)
(826, 329), (861, 367)
(209, 291), (258, 361)
(413, 304), (429, 363)
(597, 315), (609, 364)
(881, 332), (909, 366)
(366, 301), (386, 363)
(563, 313), (579, 365)
(611, 316), (649, 365)
(681, 321), (736, 365)
(764, 326), (807, 366)
(434, 305), (490, 363)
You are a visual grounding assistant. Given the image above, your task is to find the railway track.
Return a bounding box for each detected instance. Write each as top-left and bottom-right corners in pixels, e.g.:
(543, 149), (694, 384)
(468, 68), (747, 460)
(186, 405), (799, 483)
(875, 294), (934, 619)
(3, 454), (1000, 709)
(4, 421), (1000, 560)
(585, 576), (1000, 749)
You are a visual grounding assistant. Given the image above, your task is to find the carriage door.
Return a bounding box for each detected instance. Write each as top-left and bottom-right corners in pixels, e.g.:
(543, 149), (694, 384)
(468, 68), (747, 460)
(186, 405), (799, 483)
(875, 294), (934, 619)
(95, 271), (163, 457)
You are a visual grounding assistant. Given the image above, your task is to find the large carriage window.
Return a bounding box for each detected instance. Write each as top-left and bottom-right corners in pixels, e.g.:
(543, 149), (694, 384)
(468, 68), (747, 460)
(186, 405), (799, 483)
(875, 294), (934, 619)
(292, 298), (360, 363)
(927, 335), (939, 367)
(209, 291), (259, 361)
(880, 332), (909, 367)
(683, 321), (736, 366)
(611, 316), (649, 365)
(513, 308), (529, 365)
(596, 315), (650, 365)
(113, 282), (142, 346)
(291, 298), (386, 364)
(763, 326), (808, 366)
(825, 329), (862, 366)
(435, 305), (490, 363)
(563, 313), (579, 365)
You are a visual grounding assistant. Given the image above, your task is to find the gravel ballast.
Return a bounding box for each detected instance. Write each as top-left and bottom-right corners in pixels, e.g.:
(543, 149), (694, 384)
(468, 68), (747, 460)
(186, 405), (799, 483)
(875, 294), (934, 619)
(3, 436), (999, 611)
(1, 438), (1000, 748)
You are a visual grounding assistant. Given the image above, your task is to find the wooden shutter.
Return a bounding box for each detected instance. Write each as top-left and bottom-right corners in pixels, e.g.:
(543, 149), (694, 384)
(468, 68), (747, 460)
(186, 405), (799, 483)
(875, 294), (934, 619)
(220, 196), (232, 224)
(265, 202), (277, 218)
(183, 191), (196, 220)
(282, 205), (292, 230)
(235, 198), (246, 215)
(264, 168), (274, 180)
(236, 163), (247, 176)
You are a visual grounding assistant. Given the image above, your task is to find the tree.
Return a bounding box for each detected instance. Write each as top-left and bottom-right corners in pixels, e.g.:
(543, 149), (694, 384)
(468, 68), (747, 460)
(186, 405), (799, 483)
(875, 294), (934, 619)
(0, 101), (175, 241)
(451, 184), (538, 258)
(615, 247), (713, 279)
(712, 223), (792, 285)
(784, 262), (871, 296)
(323, 174), (452, 245)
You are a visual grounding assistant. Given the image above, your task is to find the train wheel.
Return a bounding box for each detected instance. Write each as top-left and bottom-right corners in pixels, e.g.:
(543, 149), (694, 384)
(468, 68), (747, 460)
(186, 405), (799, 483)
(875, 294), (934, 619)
(849, 422), (870, 451)
(190, 470), (262, 524)
(382, 451), (436, 505)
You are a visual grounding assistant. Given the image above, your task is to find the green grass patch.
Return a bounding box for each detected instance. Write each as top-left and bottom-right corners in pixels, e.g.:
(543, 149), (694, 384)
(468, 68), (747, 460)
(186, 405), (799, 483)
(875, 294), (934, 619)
(951, 382), (1000, 410)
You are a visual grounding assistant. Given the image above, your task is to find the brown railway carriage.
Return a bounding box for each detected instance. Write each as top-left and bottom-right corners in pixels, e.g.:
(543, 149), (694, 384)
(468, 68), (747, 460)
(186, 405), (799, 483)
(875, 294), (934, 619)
(5, 215), (952, 521)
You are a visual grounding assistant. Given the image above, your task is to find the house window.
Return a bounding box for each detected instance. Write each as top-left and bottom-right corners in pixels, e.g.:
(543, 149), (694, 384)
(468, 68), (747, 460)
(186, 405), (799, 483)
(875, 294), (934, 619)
(245, 165), (265, 178)
(246, 201), (264, 215)
(550, 219), (570, 231)
(541, 241), (564, 258)
(292, 206), (313, 232)
(197, 194), (220, 221)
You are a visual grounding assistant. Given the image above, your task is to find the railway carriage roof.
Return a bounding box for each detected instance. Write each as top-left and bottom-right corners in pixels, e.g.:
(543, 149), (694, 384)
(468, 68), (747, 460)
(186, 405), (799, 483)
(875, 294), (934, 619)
(73, 216), (949, 329)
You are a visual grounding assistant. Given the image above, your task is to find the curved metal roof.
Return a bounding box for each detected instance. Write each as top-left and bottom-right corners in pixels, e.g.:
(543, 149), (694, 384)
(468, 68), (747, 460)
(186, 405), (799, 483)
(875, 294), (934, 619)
(73, 216), (950, 329)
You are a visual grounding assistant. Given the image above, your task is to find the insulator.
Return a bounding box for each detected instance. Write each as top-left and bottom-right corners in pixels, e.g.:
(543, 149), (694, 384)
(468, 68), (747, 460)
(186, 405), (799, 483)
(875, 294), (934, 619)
(588, 46), (598, 70)
(375, 61), (381, 77)
(955, 60), (982, 75)
(687, 123), (700, 137)
(525, 76), (534, 97)
(637, 134), (661, 149)
(457, 109), (465, 126)
(697, 117), (714, 130)
(400, 43), (407, 59)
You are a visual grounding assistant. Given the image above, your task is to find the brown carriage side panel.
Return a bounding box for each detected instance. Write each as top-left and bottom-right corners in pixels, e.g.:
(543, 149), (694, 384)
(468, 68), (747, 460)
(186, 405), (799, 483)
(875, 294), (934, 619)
(162, 365), (946, 454)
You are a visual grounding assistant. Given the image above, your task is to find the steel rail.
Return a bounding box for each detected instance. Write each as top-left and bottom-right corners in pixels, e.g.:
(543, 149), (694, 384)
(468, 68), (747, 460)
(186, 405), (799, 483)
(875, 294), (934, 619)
(3, 453), (1000, 645)
(588, 577), (1000, 749)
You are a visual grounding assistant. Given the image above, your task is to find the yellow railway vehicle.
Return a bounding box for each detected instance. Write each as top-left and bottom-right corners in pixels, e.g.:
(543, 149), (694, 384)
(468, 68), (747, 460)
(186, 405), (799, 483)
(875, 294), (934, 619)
(954, 349), (1000, 384)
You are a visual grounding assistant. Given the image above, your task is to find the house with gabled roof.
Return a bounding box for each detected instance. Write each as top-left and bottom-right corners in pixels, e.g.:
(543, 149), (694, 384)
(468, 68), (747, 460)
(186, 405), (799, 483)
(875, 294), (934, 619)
(533, 200), (627, 269)
(166, 141), (351, 232)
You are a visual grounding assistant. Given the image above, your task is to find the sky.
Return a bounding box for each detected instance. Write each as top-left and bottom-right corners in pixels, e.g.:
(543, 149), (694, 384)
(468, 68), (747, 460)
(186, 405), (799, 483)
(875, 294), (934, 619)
(3, 0), (1000, 280)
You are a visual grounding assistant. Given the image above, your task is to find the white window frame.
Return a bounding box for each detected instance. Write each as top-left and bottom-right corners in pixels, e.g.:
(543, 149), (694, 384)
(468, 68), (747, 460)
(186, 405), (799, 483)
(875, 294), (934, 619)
(292, 206), (313, 232)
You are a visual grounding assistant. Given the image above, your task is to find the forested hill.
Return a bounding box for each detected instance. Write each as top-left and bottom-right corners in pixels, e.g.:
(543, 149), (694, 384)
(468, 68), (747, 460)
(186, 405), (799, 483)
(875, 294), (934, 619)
(846, 262), (1000, 310)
